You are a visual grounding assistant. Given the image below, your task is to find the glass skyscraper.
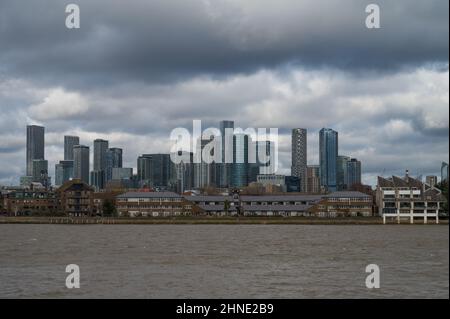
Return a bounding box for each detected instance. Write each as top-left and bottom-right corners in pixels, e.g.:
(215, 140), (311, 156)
(219, 120), (234, 187)
(346, 158), (361, 189)
(231, 133), (250, 188)
(319, 128), (338, 192)
(26, 125), (45, 176)
(73, 145), (90, 184)
(64, 135), (79, 161)
(337, 155), (350, 191)
(105, 148), (123, 182)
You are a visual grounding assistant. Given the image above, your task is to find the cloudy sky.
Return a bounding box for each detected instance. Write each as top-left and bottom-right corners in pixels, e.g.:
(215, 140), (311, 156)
(0, 0), (448, 186)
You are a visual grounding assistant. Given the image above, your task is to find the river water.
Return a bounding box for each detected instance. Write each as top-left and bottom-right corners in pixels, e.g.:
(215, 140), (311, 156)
(0, 224), (448, 298)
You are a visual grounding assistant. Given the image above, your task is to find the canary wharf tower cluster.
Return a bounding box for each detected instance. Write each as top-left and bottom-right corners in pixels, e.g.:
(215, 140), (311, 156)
(21, 121), (363, 194)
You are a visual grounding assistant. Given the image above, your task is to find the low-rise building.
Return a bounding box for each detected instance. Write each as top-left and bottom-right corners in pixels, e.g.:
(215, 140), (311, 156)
(56, 179), (95, 217)
(116, 191), (193, 217)
(2, 189), (58, 216)
(310, 191), (373, 217)
(376, 173), (446, 223)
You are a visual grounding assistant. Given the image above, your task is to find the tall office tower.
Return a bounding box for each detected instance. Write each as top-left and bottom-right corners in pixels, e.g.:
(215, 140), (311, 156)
(174, 151), (194, 193)
(137, 155), (152, 183)
(73, 145), (90, 184)
(426, 175), (438, 187)
(307, 165), (321, 193)
(93, 139), (109, 171)
(337, 155), (350, 191)
(346, 158), (361, 189)
(291, 128), (307, 192)
(64, 135), (80, 161)
(219, 120), (234, 187)
(105, 148), (123, 182)
(32, 159), (49, 186)
(231, 133), (250, 188)
(194, 138), (215, 189)
(90, 170), (105, 191)
(319, 128), (338, 192)
(249, 140), (274, 182)
(26, 125), (45, 176)
(55, 160), (74, 186)
(442, 162), (449, 183)
(92, 139), (109, 189)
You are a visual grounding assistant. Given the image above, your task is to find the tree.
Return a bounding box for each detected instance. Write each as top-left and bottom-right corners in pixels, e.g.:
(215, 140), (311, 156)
(224, 199), (230, 217)
(102, 199), (118, 217)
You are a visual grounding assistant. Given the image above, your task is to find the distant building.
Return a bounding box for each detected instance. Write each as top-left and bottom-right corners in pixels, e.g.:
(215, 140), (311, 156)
(285, 176), (301, 193)
(55, 160), (74, 186)
(194, 138), (216, 189)
(64, 136), (79, 161)
(337, 155), (350, 191)
(174, 151), (194, 193)
(219, 120), (234, 187)
(257, 174), (286, 190)
(73, 145), (90, 184)
(346, 158), (362, 189)
(319, 128), (338, 192)
(231, 133), (250, 188)
(105, 148), (123, 182)
(32, 159), (49, 187)
(90, 170), (105, 191)
(426, 175), (438, 187)
(291, 128), (308, 192)
(26, 125), (45, 176)
(112, 167), (133, 180)
(306, 165), (321, 193)
(92, 139), (109, 189)
(442, 162), (449, 183)
(137, 154), (174, 188)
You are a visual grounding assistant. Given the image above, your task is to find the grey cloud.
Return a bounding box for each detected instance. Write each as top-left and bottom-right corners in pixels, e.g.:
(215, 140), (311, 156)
(0, 0), (448, 89)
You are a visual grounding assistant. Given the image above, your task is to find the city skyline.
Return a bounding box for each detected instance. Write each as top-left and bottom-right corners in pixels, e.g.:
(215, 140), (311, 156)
(0, 0), (448, 187)
(8, 122), (447, 189)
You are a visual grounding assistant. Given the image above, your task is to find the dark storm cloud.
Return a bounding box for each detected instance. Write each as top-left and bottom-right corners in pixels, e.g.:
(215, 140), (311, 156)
(0, 0), (448, 88)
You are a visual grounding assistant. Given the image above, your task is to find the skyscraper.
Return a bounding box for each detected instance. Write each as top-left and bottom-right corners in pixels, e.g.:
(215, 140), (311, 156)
(442, 162), (449, 183)
(64, 135), (80, 161)
(231, 133), (250, 188)
(92, 139), (109, 189)
(105, 148), (123, 182)
(291, 128), (307, 192)
(337, 155), (350, 190)
(219, 120), (234, 187)
(55, 160), (74, 186)
(137, 154), (173, 188)
(307, 165), (321, 193)
(319, 128), (338, 192)
(346, 158), (361, 189)
(194, 138), (215, 189)
(73, 145), (90, 183)
(32, 159), (49, 186)
(93, 139), (109, 171)
(26, 125), (45, 176)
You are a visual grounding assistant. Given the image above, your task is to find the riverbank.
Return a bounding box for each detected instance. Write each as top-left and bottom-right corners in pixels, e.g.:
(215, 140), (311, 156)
(0, 216), (447, 225)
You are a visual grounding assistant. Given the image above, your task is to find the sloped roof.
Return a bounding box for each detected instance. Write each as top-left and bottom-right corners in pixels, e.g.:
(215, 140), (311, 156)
(56, 179), (94, 193)
(117, 191), (182, 199)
